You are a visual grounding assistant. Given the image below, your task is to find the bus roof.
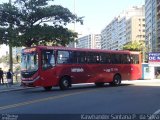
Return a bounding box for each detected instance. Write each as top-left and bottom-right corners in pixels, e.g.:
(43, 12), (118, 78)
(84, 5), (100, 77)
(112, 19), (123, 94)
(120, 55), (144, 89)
(23, 46), (140, 54)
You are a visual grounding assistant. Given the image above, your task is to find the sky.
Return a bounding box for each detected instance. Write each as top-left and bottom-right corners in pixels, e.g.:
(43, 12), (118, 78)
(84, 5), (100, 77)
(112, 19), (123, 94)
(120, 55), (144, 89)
(53, 0), (145, 36)
(0, 0), (144, 36)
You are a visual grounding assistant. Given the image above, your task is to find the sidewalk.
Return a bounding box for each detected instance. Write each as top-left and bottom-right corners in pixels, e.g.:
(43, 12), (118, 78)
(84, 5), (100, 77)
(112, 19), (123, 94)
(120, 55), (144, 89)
(122, 79), (160, 86)
(0, 79), (160, 93)
(0, 82), (26, 93)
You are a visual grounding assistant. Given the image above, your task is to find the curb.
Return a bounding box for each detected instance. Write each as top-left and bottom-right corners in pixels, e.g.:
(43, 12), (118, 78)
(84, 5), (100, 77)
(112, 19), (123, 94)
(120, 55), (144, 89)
(0, 87), (25, 93)
(0, 85), (36, 93)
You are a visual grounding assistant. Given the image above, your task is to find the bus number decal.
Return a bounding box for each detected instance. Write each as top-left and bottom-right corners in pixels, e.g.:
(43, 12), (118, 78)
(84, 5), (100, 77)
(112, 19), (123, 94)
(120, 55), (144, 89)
(111, 68), (118, 71)
(71, 68), (84, 72)
(104, 68), (118, 72)
(104, 69), (111, 72)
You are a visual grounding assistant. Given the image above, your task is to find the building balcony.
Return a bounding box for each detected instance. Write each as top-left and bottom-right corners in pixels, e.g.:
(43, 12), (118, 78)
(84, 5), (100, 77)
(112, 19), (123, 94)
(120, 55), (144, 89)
(157, 12), (160, 18)
(158, 18), (160, 23)
(157, 22), (160, 29)
(158, 38), (160, 43)
(157, 41), (160, 47)
(157, 1), (160, 7)
(157, 31), (160, 37)
(157, 10), (160, 16)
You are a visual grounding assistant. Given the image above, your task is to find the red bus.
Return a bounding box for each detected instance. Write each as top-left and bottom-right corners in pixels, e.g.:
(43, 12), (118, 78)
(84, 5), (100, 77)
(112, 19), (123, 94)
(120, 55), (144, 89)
(21, 46), (142, 91)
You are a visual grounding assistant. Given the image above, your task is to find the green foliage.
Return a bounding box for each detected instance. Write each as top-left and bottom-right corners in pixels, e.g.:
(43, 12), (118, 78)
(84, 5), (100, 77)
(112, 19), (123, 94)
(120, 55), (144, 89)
(0, 55), (9, 63)
(122, 41), (144, 51)
(123, 41), (147, 62)
(0, 0), (83, 47)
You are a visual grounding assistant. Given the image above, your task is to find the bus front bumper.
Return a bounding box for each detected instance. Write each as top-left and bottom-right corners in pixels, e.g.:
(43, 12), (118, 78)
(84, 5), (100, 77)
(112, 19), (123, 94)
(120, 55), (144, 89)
(21, 76), (40, 87)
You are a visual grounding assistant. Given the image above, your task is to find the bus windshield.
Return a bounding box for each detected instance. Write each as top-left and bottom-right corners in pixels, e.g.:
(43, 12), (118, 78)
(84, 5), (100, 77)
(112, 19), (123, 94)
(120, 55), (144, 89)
(21, 52), (38, 72)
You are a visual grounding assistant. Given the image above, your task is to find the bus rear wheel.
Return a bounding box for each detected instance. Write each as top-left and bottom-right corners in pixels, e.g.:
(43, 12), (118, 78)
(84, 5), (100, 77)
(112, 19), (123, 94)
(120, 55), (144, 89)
(110, 74), (121, 86)
(44, 86), (52, 91)
(59, 77), (71, 90)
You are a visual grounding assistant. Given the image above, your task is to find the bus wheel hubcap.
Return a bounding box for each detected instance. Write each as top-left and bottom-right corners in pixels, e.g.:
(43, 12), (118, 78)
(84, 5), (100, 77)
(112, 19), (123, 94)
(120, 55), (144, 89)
(115, 79), (118, 84)
(63, 80), (68, 87)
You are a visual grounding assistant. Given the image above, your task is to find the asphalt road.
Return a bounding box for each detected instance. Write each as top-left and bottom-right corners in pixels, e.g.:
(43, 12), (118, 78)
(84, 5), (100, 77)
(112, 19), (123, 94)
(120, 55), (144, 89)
(0, 80), (160, 119)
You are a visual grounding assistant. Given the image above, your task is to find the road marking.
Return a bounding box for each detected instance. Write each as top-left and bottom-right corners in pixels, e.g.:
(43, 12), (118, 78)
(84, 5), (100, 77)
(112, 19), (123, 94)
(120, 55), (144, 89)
(148, 109), (160, 120)
(152, 109), (160, 115)
(0, 89), (99, 111)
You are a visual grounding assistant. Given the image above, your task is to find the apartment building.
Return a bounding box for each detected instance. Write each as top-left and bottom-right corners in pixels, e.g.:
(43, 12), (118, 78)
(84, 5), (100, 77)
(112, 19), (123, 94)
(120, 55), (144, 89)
(101, 18), (119, 50)
(126, 16), (145, 43)
(145, 0), (157, 52)
(101, 6), (145, 50)
(76, 34), (101, 49)
(157, 0), (160, 50)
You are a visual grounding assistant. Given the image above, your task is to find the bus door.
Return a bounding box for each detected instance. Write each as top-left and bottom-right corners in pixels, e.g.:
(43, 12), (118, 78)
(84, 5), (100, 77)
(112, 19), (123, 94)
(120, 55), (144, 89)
(130, 54), (141, 80)
(86, 52), (102, 82)
(99, 53), (113, 82)
(121, 54), (131, 80)
(71, 51), (91, 83)
(40, 50), (56, 86)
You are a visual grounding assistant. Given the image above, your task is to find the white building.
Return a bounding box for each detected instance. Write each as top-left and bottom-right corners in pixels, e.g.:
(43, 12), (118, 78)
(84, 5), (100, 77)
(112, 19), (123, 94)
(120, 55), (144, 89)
(101, 6), (145, 50)
(0, 44), (23, 59)
(145, 0), (160, 79)
(145, 0), (157, 52)
(0, 44), (9, 57)
(101, 18), (119, 50)
(76, 34), (101, 49)
(126, 16), (145, 43)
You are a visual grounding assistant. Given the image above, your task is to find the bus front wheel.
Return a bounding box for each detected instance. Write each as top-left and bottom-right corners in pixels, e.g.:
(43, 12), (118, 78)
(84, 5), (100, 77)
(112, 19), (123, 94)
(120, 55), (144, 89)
(59, 77), (71, 90)
(110, 74), (121, 86)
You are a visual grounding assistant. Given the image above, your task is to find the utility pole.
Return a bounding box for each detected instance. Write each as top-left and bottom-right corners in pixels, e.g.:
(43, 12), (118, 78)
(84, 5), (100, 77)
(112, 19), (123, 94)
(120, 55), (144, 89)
(9, 0), (13, 74)
(74, 0), (75, 31)
(73, 0), (77, 48)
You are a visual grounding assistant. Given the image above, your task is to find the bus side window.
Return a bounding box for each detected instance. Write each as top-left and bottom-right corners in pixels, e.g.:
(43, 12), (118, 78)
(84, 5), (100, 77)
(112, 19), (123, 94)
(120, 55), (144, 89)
(89, 53), (100, 63)
(69, 51), (77, 63)
(127, 55), (131, 64)
(111, 54), (121, 64)
(57, 51), (70, 64)
(77, 52), (87, 64)
(106, 54), (111, 64)
(130, 56), (133, 63)
(131, 54), (139, 64)
(121, 54), (130, 64)
(111, 54), (115, 64)
(42, 50), (55, 70)
(121, 54), (127, 64)
(88, 52), (98, 63)
(95, 54), (100, 63)
(100, 53), (105, 63)
(118, 54), (122, 64)
(115, 54), (121, 64)
(100, 53), (111, 64)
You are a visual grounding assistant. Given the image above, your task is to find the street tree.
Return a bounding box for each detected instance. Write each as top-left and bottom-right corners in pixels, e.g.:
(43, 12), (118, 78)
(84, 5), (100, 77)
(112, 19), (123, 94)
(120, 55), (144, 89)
(123, 41), (147, 62)
(122, 41), (144, 51)
(0, 0), (83, 47)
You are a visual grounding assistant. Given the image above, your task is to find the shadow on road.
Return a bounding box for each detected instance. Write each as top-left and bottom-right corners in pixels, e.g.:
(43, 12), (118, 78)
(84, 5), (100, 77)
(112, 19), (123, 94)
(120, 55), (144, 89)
(21, 83), (132, 94)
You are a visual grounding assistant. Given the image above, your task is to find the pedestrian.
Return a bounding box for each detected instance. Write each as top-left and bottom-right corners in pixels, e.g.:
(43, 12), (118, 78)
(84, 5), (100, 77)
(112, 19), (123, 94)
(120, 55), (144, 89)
(156, 71), (159, 79)
(0, 68), (4, 85)
(6, 69), (13, 87)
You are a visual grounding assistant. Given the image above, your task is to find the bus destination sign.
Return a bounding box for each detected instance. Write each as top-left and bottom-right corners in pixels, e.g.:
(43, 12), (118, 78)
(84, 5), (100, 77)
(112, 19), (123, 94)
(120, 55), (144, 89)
(23, 48), (36, 53)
